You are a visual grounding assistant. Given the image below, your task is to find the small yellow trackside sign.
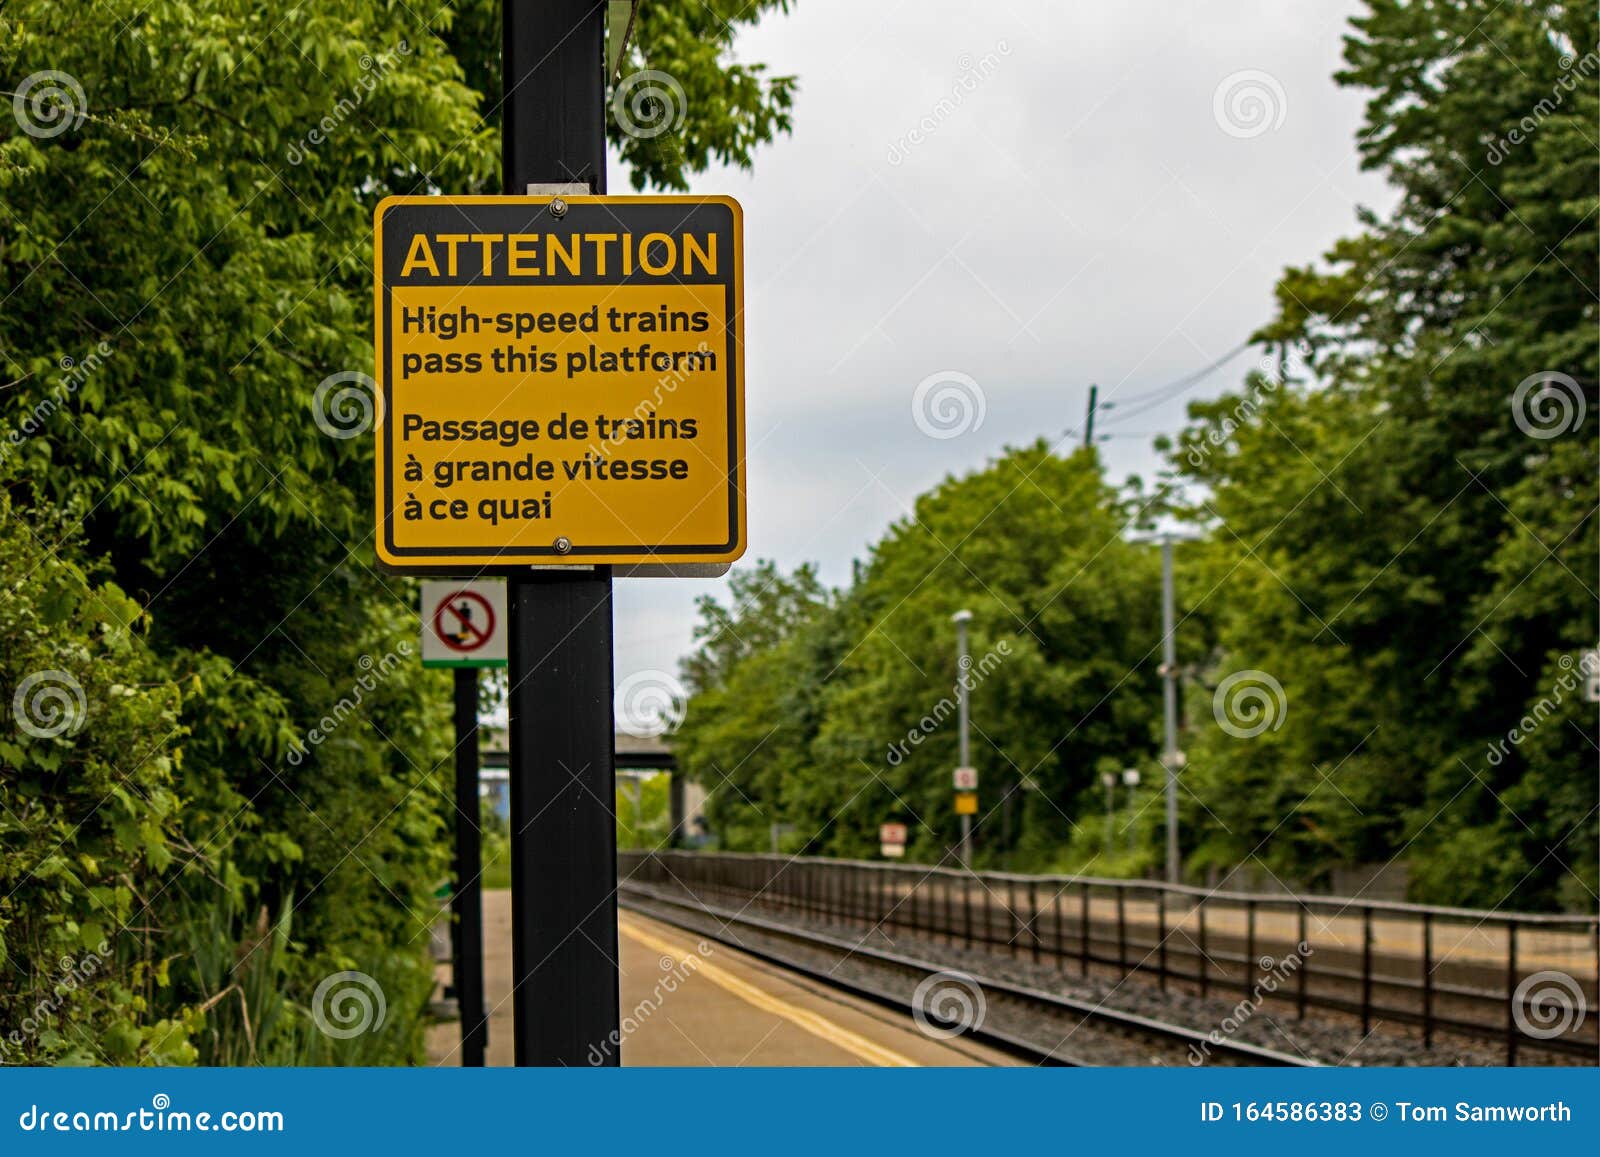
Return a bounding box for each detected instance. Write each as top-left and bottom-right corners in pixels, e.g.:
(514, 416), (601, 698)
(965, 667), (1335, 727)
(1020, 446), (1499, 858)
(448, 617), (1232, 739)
(373, 194), (746, 569)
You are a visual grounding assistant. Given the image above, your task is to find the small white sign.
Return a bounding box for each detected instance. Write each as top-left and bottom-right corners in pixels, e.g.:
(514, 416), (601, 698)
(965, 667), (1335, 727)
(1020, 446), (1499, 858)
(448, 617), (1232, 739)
(953, 766), (978, 790)
(1584, 649), (1600, 703)
(421, 580), (508, 668)
(879, 822), (907, 846)
(880, 843), (906, 859)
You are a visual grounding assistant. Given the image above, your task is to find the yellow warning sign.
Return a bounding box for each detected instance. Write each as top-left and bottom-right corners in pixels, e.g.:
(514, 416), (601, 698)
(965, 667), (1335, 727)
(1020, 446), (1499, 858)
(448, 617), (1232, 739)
(954, 793), (978, 816)
(373, 195), (745, 569)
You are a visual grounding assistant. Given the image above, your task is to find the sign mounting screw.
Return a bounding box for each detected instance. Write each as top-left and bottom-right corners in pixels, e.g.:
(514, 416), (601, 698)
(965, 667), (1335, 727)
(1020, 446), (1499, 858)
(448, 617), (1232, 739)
(553, 536), (573, 554)
(548, 198), (568, 218)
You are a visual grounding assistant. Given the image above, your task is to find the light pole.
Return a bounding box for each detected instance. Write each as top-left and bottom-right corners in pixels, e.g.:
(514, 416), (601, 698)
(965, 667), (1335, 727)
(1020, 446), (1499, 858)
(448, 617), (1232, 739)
(1121, 767), (1141, 856)
(1100, 770), (1116, 858)
(953, 608), (974, 867)
(1159, 536), (1182, 884)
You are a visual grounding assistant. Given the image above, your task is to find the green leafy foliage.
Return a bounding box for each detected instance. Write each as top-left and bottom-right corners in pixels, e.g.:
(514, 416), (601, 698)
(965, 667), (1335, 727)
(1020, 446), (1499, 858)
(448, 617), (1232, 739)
(438, 0), (798, 192)
(1166, 0), (1598, 906)
(675, 2), (1595, 910)
(676, 445), (1166, 871)
(0, 495), (197, 1064)
(609, 1), (798, 191)
(617, 772), (671, 850)
(0, 0), (798, 1063)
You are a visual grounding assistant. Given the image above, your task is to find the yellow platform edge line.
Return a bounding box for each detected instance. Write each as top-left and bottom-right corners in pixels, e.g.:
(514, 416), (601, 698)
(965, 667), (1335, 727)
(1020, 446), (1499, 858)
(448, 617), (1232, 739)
(618, 915), (919, 1068)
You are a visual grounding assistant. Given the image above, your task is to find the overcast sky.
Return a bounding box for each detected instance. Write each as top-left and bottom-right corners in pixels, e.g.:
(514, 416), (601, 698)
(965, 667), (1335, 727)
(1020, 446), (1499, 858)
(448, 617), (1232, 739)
(607, 0), (1395, 722)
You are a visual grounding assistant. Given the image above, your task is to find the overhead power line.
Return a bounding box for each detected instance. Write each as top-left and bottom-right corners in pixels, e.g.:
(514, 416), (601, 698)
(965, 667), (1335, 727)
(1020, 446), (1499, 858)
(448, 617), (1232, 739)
(1098, 341), (1255, 427)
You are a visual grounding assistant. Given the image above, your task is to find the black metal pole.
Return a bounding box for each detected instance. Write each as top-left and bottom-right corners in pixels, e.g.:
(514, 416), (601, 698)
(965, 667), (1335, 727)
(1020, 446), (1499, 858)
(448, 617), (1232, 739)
(503, 0), (620, 1067)
(452, 667), (486, 1067)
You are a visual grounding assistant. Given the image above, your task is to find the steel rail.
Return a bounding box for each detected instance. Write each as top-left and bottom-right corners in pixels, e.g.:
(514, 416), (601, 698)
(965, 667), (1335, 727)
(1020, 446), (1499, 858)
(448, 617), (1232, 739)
(621, 882), (1318, 1068)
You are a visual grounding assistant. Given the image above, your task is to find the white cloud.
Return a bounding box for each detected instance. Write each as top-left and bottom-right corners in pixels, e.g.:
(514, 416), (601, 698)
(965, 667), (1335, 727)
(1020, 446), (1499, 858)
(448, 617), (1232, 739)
(613, 0), (1394, 685)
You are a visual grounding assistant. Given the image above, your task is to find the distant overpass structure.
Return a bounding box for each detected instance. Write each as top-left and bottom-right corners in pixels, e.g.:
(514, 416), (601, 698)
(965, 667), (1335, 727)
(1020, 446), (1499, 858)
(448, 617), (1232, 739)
(614, 731), (707, 845)
(480, 727), (703, 844)
(614, 730), (674, 771)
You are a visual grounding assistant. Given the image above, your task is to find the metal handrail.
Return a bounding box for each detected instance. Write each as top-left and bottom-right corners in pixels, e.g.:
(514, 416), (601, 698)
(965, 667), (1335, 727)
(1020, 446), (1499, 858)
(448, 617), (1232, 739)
(619, 848), (1600, 1063)
(623, 849), (1600, 927)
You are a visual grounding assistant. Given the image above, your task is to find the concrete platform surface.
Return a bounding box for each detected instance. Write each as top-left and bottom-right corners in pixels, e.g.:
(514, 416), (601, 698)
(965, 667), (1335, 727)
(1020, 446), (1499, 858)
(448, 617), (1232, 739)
(427, 890), (1015, 1067)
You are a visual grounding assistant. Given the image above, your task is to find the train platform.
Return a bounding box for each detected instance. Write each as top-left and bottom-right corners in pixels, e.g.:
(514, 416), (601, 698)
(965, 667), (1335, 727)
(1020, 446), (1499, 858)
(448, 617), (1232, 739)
(427, 890), (1017, 1067)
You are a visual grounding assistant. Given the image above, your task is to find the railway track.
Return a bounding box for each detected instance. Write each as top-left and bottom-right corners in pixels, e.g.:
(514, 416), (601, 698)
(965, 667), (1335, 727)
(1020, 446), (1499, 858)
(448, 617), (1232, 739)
(622, 851), (1599, 1064)
(620, 881), (1317, 1068)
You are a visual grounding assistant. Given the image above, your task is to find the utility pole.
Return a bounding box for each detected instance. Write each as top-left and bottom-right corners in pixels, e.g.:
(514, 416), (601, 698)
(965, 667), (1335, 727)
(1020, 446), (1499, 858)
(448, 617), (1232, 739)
(451, 668), (486, 1066)
(953, 609), (974, 867)
(1159, 536), (1181, 884)
(1083, 384), (1098, 449)
(502, 0), (620, 1066)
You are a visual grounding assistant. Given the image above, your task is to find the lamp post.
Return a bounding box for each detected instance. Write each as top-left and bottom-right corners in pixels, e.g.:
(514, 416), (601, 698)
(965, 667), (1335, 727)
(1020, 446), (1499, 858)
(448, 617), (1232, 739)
(953, 608), (974, 867)
(1121, 767), (1140, 856)
(1100, 770), (1116, 859)
(1159, 535), (1181, 884)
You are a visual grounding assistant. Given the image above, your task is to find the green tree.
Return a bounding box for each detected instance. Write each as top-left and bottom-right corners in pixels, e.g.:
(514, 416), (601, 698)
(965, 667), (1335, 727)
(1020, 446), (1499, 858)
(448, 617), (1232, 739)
(1168, 0), (1597, 905)
(673, 562), (832, 851)
(616, 772), (672, 849)
(440, 0), (798, 191)
(0, 0), (799, 1062)
(677, 445), (1166, 871)
(0, 495), (197, 1064)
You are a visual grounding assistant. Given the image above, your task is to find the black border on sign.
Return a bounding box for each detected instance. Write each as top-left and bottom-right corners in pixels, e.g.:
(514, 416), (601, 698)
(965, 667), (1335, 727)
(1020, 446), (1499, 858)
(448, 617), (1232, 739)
(375, 196), (744, 565)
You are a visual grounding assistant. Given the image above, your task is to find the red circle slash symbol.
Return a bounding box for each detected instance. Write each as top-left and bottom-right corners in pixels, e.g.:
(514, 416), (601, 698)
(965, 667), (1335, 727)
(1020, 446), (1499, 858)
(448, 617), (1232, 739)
(433, 590), (495, 653)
